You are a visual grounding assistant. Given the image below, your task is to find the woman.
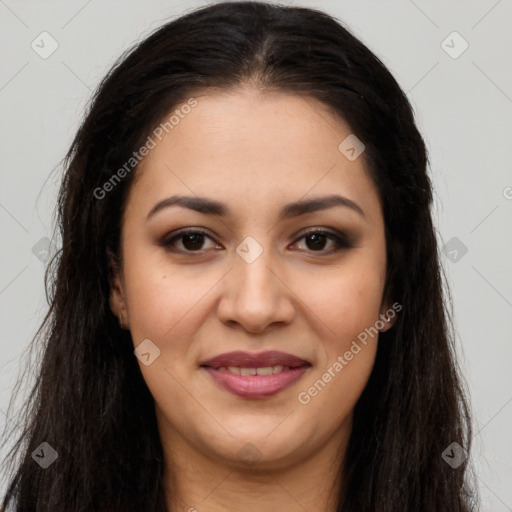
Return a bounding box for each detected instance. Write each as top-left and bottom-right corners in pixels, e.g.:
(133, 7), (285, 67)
(0, 2), (478, 510)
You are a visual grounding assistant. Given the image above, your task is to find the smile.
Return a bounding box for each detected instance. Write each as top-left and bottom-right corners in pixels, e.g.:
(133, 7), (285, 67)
(200, 350), (311, 398)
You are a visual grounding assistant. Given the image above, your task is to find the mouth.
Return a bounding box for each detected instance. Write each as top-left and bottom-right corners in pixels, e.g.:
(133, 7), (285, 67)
(200, 350), (312, 398)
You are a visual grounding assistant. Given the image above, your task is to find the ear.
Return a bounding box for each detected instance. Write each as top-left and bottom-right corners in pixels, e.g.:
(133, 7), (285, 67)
(108, 250), (129, 329)
(378, 300), (400, 332)
(378, 268), (399, 332)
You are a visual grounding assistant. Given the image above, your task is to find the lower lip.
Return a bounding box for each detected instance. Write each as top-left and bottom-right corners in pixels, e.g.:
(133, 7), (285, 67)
(203, 366), (310, 398)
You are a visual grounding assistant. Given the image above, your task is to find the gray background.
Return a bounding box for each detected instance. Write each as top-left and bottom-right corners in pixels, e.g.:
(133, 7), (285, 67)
(1, 0), (511, 509)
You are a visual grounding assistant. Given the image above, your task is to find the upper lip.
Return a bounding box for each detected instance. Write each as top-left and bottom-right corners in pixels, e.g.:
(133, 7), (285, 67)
(200, 350), (311, 369)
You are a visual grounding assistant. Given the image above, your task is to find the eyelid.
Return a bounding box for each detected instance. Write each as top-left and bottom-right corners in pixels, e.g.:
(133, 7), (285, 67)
(158, 227), (219, 251)
(291, 228), (354, 252)
(159, 227), (354, 254)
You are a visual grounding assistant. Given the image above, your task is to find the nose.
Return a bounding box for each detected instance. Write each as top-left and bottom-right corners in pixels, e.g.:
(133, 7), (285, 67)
(216, 244), (296, 334)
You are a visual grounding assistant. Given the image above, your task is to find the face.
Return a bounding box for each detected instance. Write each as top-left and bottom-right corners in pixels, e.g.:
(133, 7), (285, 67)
(109, 86), (395, 474)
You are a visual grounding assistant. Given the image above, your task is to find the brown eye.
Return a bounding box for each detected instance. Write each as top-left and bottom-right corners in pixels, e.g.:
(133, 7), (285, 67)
(159, 228), (353, 256)
(159, 229), (219, 253)
(304, 232), (329, 251)
(181, 232), (207, 251)
(293, 230), (353, 254)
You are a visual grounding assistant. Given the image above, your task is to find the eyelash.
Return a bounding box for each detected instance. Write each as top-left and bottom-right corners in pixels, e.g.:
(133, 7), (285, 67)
(158, 227), (353, 256)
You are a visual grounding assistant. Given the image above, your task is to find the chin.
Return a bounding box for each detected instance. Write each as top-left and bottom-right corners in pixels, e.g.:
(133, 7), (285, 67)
(201, 424), (309, 470)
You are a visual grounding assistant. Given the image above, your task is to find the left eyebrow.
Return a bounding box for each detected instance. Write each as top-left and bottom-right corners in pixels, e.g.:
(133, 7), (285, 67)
(279, 194), (366, 221)
(146, 194), (366, 222)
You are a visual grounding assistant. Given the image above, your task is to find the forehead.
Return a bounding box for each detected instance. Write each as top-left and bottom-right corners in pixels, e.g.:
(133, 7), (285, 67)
(127, 87), (382, 224)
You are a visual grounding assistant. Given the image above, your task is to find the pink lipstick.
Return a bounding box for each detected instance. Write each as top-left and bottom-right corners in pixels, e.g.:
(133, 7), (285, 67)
(200, 350), (311, 398)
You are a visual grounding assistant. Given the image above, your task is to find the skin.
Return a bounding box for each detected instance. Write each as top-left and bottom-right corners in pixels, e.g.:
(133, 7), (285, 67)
(109, 85), (396, 512)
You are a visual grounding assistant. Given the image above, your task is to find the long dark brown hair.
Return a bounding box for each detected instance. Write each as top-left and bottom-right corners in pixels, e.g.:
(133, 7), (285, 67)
(1, 2), (479, 510)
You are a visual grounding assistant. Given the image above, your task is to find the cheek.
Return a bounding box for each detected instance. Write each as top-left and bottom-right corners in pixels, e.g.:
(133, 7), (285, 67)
(296, 259), (385, 345)
(294, 270), (383, 432)
(293, 257), (384, 399)
(296, 338), (377, 444)
(124, 263), (209, 351)
(121, 229), (213, 332)
(123, 265), (212, 421)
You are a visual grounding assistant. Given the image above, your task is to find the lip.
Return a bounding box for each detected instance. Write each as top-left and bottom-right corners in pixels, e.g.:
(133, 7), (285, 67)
(200, 350), (311, 369)
(200, 350), (311, 399)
